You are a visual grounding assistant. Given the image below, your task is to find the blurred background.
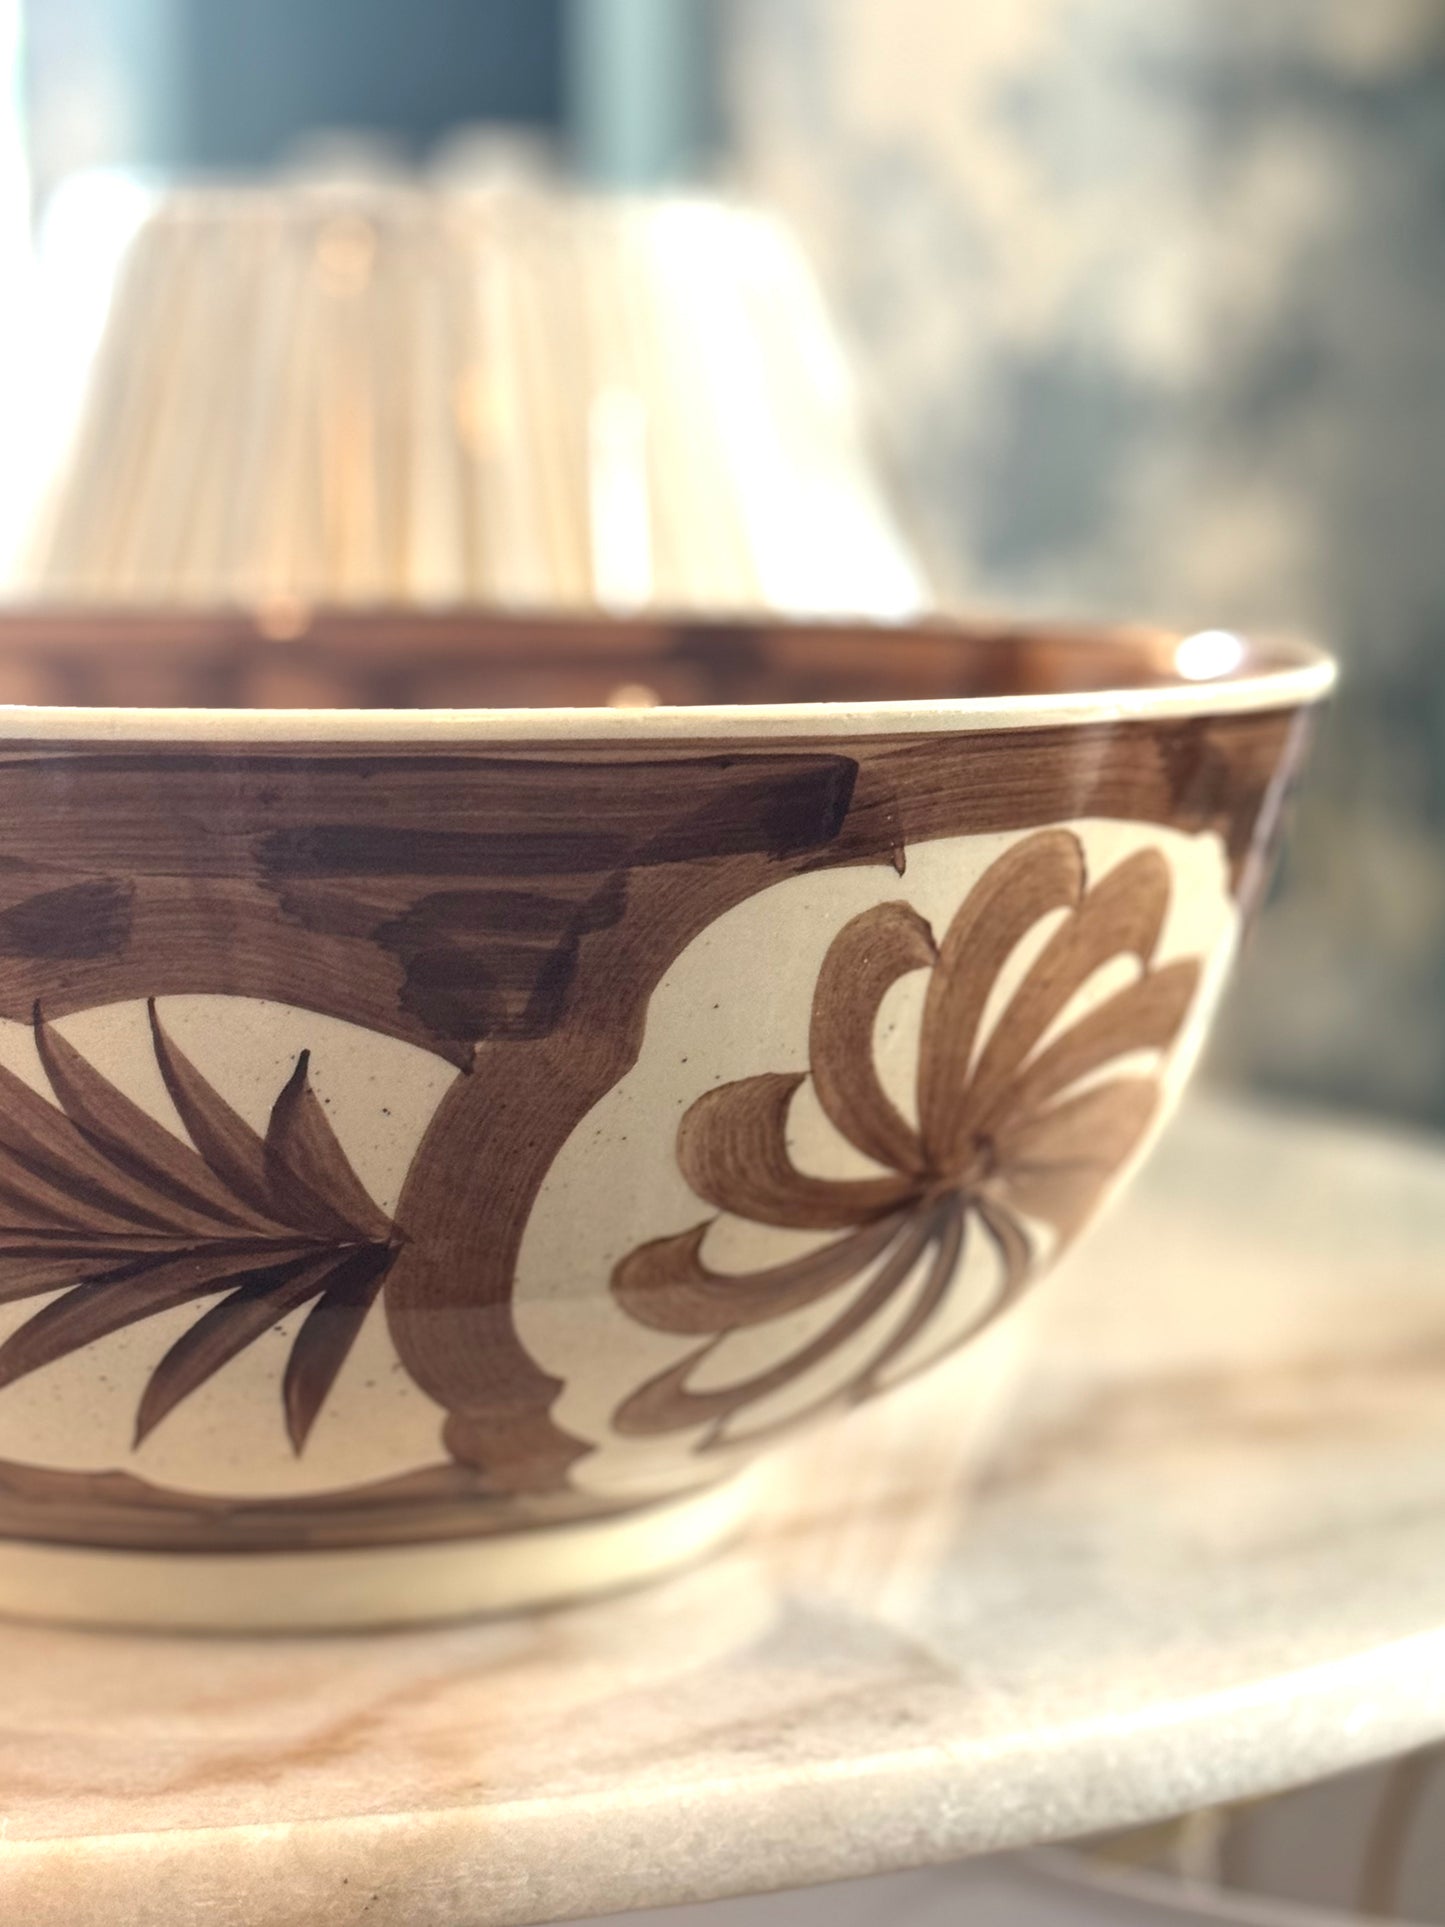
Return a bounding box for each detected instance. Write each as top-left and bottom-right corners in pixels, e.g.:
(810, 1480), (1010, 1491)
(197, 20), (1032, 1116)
(0, 9), (1442, 1927)
(0, 0), (1439, 1138)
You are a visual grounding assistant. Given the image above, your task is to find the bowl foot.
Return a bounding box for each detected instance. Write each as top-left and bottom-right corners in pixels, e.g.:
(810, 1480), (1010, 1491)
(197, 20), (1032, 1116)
(0, 1476), (757, 1633)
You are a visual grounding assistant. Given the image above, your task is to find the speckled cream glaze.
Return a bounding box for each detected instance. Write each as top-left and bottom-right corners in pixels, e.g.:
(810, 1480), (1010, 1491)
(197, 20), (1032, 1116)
(0, 609), (1331, 1624)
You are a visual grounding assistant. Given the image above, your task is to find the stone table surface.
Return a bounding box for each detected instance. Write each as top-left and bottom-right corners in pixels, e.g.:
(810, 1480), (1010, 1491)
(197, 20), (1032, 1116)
(2, 1095), (1444, 1927)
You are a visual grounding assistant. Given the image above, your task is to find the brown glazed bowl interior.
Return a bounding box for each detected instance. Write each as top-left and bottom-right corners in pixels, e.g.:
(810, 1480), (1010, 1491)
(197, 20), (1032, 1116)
(0, 607), (1332, 1630)
(0, 604), (1322, 714)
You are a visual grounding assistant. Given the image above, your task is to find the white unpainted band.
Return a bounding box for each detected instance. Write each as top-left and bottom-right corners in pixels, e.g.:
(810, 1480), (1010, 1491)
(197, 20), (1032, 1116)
(0, 1474), (757, 1633)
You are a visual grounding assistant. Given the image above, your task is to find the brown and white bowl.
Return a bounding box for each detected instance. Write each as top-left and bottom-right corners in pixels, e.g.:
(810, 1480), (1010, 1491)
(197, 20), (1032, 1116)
(0, 609), (1332, 1629)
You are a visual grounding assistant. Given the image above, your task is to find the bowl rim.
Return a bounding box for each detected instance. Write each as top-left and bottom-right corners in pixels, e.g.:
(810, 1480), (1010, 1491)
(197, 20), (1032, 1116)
(0, 606), (1336, 741)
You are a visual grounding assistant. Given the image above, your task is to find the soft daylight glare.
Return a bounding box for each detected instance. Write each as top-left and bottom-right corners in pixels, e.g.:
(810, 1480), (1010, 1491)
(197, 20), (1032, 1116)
(1175, 629), (1248, 681)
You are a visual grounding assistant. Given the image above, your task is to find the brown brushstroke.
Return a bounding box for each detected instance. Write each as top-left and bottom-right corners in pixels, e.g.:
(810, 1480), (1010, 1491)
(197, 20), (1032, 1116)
(0, 713), (1301, 1061)
(0, 747), (856, 1064)
(0, 1008), (397, 1452)
(0, 1453), (704, 1553)
(611, 831), (1199, 1448)
(0, 687), (1317, 1540)
(0, 880), (133, 959)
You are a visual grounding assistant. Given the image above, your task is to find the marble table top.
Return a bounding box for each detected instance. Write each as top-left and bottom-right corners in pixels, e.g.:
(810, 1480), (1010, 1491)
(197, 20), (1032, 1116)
(2, 1094), (1444, 1927)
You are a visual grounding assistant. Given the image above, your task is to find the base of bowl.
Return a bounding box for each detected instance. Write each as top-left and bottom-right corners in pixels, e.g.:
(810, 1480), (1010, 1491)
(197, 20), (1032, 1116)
(0, 1475), (758, 1633)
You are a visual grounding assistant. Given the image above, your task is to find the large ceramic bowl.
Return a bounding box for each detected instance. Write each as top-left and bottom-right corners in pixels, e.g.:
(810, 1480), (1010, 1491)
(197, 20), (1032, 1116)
(0, 609), (1331, 1629)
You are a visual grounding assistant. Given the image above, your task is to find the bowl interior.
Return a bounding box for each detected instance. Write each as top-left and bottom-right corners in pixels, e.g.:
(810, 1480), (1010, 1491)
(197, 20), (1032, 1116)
(0, 606), (1321, 713)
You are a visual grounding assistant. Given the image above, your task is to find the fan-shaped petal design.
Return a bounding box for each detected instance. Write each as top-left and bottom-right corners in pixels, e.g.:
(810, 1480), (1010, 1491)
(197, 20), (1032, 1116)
(611, 830), (1204, 1450)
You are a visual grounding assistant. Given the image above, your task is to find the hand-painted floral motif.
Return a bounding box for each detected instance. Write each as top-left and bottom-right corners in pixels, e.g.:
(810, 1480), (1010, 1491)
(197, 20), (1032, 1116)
(611, 829), (1202, 1447)
(0, 1003), (396, 1451)
(0, 689), (1312, 1566)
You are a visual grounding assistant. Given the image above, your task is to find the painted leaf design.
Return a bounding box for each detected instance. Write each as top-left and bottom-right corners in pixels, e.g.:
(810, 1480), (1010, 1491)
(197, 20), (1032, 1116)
(612, 830), (1206, 1450)
(0, 1003), (398, 1451)
(134, 1252), (356, 1447)
(282, 1244), (397, 1453)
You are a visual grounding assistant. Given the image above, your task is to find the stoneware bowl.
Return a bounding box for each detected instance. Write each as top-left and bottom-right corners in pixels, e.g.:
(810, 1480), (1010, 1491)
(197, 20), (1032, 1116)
(0, 609), (1332, 1630)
